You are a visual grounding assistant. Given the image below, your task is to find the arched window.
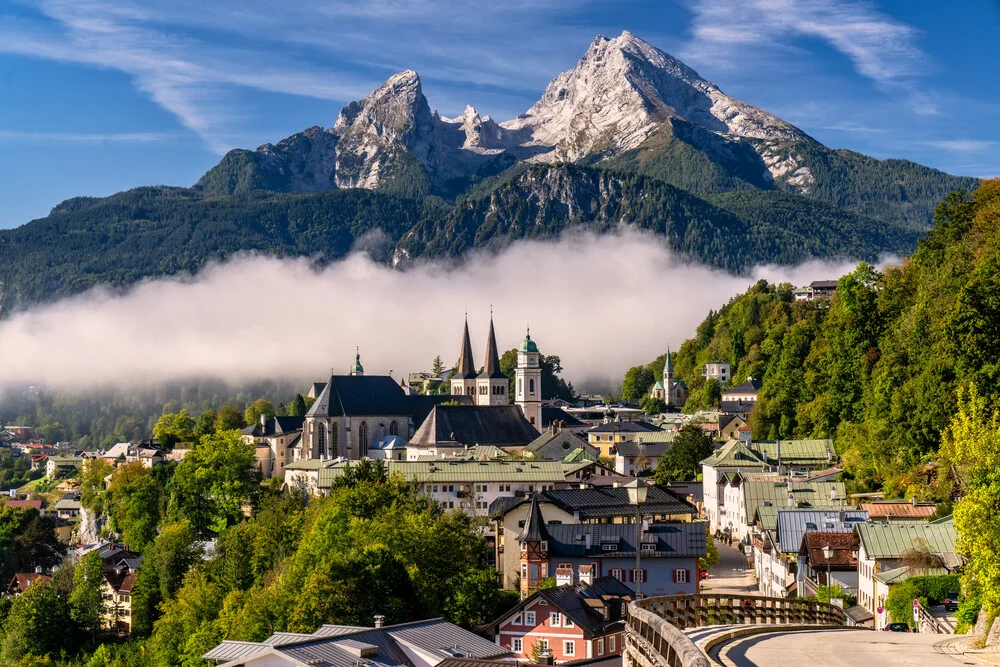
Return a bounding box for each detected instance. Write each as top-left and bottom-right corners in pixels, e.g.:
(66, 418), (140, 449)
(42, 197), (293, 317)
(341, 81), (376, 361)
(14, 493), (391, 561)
(529, 378), (536, 394)
(331, 423), (338, 455)
(317, 425), (326, 458)
(359, 421), (368, 446)
(518, 379), (522, 396)
(389, 421), (398, 436)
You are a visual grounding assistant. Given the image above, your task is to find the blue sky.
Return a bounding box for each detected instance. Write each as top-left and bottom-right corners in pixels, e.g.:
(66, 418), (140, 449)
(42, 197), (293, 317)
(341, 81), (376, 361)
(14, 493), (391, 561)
(0, 0), (997, 228)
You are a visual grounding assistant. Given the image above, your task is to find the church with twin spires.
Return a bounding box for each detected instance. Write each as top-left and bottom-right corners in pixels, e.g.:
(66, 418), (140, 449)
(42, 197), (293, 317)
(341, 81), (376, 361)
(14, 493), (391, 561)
(450, 316), (542, 428)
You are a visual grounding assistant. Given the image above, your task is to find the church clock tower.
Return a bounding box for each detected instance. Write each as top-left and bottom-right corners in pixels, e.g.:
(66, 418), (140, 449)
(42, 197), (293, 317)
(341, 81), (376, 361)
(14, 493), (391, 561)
(515, 328), (542, 428)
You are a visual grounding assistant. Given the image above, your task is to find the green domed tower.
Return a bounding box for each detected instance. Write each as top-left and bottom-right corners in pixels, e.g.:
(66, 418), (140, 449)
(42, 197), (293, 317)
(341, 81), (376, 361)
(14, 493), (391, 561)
(515, 327), (542, 428)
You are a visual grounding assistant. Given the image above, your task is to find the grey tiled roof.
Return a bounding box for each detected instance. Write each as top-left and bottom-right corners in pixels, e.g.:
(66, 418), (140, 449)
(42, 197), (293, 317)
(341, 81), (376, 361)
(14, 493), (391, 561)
(543, 522), (707, 559)
(489, 486), (697, 521)
(306, 375), (410, 418)
(409, 405), (540, 447)
(615, 441), (669, 457)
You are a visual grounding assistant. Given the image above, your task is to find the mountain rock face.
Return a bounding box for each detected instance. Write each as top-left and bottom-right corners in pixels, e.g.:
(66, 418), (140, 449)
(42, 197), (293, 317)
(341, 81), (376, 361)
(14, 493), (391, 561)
(195, 30), (973, 230)
(502, 31), (811, 189)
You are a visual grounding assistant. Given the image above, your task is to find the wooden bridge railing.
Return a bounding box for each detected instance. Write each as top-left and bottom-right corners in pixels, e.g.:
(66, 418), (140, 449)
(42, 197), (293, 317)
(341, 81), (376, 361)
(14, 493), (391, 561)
(623, 594), (847, 667)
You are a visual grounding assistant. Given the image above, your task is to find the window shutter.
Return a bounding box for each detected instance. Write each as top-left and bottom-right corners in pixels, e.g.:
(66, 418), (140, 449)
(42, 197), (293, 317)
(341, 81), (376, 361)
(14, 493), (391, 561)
(642, 568), (647, 583)
(672, 569), (678, 583)
(628, 569), (634, 583)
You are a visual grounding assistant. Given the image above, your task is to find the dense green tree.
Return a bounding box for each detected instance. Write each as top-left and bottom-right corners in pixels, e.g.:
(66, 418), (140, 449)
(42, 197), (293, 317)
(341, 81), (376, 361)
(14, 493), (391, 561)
(108, 463), (162, 552)
(0, 507), (64, 583)
(653, 424), (715, 482)
(0, 582), (74, 663)
(168, 430), (260, 535)
(243, 399), (276, 427)
(69, 552), (105, 637)
(195, 408), (217, 437)
(621, 365), (656, 402)
(431, 356), (445, 377)
(78, 458), (113, 514)
(152, 409), (196, 449)
(213, 406), (246, 433)
(287, 395), (307, 418)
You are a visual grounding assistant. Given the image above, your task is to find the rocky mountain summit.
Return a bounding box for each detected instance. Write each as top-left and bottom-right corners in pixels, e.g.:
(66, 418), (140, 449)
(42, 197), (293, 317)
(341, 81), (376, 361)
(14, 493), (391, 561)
(198, 31), (816, 197)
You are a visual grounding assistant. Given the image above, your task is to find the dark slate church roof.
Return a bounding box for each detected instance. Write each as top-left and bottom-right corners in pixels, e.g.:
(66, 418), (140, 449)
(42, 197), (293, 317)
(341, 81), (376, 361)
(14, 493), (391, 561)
(478, 318), (507, 380)
(409, 405), (540, 447)
(306, 376), (411, 418)
(456, 318), (478, 380)
(541, 407), (585, 428)
(407, 394), (474, 430)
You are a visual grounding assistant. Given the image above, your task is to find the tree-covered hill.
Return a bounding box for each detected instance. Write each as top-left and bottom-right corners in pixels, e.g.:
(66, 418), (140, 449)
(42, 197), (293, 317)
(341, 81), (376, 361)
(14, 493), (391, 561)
(659, 180), (1000, 499)
(0, 164), (924, 315)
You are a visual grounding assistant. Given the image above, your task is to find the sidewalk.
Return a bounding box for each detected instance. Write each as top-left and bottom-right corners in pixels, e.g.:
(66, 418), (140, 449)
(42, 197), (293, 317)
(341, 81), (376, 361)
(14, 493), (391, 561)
(702, 539), (756, 595)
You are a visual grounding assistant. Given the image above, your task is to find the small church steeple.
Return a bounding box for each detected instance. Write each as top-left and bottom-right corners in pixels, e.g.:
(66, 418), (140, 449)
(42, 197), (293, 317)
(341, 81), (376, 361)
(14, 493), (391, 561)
(350, 348), (364, 376)
(450, 315), (478, 398)
(476, 313), (509, 406)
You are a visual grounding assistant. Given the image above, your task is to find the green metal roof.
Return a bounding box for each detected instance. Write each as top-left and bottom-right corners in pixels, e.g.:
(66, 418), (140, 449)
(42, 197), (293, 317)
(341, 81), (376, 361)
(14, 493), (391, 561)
(753, 439), (836, 463)
(388, 460), (567, 483)
(562, 448), (598, 463)
(518, 330), (538, 353)
(855, 521), (958, 560)
(874, 565), (951, 585)
(634, 430), (676, 443)
(754, 505), (779, 531)
(701, 440), (764, 468)
(702, 438), (836, 468)
(741, 480), (847, 521)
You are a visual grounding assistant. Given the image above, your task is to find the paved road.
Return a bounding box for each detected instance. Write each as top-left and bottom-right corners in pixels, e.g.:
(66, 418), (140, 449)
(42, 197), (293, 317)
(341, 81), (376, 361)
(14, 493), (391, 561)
(704, 540), (755, 594)
(713, 628), (968, 666)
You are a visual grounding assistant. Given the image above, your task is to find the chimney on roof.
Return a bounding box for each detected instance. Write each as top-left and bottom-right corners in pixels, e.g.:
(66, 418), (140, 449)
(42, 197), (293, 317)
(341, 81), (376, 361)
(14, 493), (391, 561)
(537, 649), (554, 666)
(374, 614), (385, 628)
(260, 413), (267, 427)
(578, 564), (594, 586)
(556, 566), (574, 587)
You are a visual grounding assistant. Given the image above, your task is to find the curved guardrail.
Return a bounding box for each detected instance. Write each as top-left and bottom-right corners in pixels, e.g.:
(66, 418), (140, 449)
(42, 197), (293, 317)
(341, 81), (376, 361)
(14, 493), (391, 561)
(623, 594), (847, 667)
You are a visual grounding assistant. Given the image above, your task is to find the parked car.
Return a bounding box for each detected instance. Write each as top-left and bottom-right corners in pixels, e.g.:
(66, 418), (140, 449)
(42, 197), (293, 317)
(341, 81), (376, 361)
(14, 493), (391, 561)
(944, 592), (961, 612)
(886, 623), (911, 632)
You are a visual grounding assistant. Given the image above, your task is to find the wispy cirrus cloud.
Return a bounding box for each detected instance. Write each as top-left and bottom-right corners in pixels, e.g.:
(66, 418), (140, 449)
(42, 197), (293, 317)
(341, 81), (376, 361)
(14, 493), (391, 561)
(926, 139), (998, 153)
(0, 130), (178, 143)
(0, 0), (595, 153)
(681, 0), (930, 112)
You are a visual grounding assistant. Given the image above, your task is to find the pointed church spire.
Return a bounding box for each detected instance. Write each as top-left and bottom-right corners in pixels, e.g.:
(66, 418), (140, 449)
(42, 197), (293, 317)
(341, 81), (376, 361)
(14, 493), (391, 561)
(480, 315), (505, 379)
(517, 494), (550, 543)
(665, 346), (673, 372)
(457, 316), (477, 379)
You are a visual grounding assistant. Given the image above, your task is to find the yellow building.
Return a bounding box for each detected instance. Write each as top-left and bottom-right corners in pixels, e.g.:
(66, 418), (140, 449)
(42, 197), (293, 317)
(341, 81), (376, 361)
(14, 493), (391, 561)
(585, 417), (670, 458)
(100, 569), (137, 635)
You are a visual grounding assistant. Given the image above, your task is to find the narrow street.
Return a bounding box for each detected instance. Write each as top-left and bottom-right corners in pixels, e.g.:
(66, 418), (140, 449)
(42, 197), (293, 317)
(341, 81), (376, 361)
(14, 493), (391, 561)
(704, 539), (755, 594)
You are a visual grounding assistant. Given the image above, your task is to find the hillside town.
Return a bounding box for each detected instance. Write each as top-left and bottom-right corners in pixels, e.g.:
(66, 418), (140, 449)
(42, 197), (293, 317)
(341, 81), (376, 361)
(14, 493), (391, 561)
(0, 313), (969, 666)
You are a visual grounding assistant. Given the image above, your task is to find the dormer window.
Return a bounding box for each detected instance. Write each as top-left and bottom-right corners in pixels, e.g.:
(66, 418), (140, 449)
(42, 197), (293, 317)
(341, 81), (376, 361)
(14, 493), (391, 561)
(602, 544), (618, 551)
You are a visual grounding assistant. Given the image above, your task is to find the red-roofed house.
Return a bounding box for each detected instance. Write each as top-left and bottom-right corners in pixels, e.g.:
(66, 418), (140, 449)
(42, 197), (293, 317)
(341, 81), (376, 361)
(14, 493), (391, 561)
(2, 498), (43, 513)
(7, 572), (51, 595)
(797, 532), (859, 599)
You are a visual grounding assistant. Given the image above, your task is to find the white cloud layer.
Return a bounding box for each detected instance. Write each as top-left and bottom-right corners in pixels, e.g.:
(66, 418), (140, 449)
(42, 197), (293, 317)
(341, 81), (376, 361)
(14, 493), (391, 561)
(0, 231), (871, 393)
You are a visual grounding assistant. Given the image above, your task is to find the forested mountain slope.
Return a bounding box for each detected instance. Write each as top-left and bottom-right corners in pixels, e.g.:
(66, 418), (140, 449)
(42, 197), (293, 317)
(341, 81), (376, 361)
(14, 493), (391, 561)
(662, 180), (1000, 498)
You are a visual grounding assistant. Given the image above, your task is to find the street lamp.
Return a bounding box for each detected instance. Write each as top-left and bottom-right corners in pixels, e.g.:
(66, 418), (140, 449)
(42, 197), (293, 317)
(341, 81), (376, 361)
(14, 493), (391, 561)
(626, 479), (648, 598)
(821, 544), (833, 590)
